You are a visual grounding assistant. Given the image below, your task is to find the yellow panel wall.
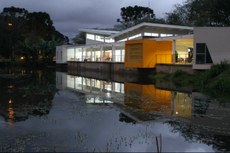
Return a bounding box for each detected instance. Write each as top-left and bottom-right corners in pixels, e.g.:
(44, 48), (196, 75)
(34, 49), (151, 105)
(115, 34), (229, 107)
(142, 40), (157, 68)
(125, 40), (173, 68)
(155, 41), (173, 65)
(125, 40), (144, 68)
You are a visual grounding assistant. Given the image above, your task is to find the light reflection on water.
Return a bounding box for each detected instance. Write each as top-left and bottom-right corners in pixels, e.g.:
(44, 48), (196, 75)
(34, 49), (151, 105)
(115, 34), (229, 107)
(0, 69), (229, 152)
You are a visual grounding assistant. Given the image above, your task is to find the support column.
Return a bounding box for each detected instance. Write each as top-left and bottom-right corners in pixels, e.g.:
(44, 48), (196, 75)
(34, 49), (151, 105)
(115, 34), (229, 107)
(100, 46), (103, 61)
(172, 40), (176, 64)
(111, 82), (114, 95)
(103, 46), (106, 62)
(112, 45), (115, 62)
(81, 48), (84, 61)
(74, 48), (76, 61)
(81, 77), (83, 90)
(90, 48), (93, 61)
(141, 32), (144, 39)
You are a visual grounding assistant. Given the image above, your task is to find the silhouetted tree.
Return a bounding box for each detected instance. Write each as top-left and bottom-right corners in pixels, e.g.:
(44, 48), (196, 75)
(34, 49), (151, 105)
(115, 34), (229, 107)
(0, 6), (68, 64)
(116, 5), (155, 29)
(166, 0), (230, 26)
(72, 32), (86, 45)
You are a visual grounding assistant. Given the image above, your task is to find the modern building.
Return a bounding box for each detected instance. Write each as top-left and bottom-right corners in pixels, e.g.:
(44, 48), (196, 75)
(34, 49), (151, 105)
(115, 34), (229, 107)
(56, 22), (230, 70)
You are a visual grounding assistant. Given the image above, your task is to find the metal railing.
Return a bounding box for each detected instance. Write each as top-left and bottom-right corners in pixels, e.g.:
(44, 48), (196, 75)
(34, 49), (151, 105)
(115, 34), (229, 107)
(68, 55), (125, 63)
(156, 54), (193, 64)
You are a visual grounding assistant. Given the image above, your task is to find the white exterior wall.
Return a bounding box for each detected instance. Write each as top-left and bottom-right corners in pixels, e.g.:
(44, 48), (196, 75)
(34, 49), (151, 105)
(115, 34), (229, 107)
(56, 45), (68, 64)
(193, 27), (230, 69)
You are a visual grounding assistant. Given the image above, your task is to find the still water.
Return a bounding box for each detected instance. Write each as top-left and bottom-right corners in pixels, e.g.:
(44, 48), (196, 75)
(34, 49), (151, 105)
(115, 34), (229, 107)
(0, 68), (230, 152)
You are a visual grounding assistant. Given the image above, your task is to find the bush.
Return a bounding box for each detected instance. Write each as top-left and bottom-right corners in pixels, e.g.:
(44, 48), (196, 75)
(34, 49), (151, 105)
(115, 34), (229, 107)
(208, 61), (230, 78)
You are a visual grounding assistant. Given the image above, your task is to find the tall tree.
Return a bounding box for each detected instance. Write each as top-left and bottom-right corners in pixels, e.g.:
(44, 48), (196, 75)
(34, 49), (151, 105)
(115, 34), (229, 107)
(0, 7), (68, 63)
(166, 4), (191, 26)
(117, 5), (155, 29)
(72, 32), (86, 45)
(166, 0), (230, 26)
(0, 6), (28, 59)
(22, 12), (55, 62)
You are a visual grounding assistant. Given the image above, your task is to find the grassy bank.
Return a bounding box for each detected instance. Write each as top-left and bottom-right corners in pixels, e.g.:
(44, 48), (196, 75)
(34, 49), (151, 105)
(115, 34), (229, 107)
(151, 61), (230, 99)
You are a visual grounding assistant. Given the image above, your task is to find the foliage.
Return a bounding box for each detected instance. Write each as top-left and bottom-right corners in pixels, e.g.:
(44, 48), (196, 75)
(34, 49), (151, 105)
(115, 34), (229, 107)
(72, 32), (86, 45)
(116, 5), (156, 29)
(150, 73), (166, 81)
(165, 3), (191, 26)
(151, 62), (230, 99)
(166, 0), (230, 26)
(195, 61), (230, 94)
(0, 6), (69, 64)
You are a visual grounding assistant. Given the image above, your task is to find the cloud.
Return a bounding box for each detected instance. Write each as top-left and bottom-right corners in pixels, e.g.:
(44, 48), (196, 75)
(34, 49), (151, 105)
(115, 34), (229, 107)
(0, 0), (184, 38)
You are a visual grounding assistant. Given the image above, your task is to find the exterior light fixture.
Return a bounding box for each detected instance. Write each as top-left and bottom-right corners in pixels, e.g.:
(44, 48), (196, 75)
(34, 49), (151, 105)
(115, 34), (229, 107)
(9, 99), (13, 104)
(8, 23), (13, 27)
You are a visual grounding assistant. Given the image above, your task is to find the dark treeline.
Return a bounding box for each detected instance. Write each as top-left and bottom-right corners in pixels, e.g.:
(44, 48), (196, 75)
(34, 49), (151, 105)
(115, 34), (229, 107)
(166, 0), (230, 26)
(0, 6), (69, 65)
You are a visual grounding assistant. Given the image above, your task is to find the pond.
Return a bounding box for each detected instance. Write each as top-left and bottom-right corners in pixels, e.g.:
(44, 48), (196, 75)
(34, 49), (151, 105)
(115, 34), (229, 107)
(0, 67), (230, 152)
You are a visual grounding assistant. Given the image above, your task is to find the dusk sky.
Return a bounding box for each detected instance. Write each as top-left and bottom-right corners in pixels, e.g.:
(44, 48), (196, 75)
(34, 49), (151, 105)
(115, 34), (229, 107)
(0, 0), (185, 38)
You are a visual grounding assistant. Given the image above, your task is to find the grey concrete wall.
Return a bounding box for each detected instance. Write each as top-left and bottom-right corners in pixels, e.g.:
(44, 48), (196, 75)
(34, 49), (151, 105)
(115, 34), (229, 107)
(193, 27), (230, 70)
(156, 64), (196, 75)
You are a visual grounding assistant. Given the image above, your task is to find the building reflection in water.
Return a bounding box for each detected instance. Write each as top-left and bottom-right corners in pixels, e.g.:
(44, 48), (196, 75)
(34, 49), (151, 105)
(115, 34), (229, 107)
(172, 91), (192, 119)
(57, 72), (230, 136)
(124, 83), (192, 119)
(57, 72), (193, 120)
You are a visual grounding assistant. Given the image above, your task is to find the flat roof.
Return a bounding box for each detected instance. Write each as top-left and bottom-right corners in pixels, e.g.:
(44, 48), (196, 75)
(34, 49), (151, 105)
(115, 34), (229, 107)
(111, 22), (194, 38)
(79, 28), (120, 36)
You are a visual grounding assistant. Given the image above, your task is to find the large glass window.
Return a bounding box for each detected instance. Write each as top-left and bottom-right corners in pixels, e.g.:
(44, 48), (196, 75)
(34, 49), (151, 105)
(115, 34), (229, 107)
(86, 33), (95, 40)
(105, 37), (115, 43)
(75, 48), (82, 61)
(95, 35), (104, 42)
(196, 43), (213, 64)
(67, 48), (74, 61)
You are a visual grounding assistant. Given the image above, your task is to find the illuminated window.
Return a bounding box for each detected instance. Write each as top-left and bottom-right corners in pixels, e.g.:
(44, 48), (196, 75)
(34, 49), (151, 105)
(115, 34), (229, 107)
(105, 37), (115, 43)
(144, 32), (152, 36)
(118, 38), (127, 42)
(86, 33), (95, 40)
(129, 33), (141, 40)
(67, 48), (74, 61)
(144, 32), (159, 37)
(160, 33), (167, 37)
(167, 34), (173, 37)
(95, 35), (104, 42)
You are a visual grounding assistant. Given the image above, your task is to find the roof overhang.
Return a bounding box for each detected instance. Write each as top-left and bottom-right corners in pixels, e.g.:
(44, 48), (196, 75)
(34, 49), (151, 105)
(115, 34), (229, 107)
(79, 28), (120, 36)
(111, 22), (194, 38)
